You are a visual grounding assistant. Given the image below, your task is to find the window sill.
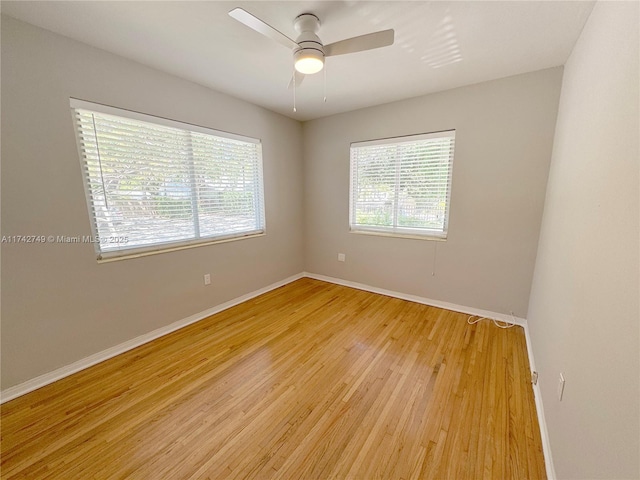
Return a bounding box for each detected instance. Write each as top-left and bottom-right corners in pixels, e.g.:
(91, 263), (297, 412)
(349, 228), (447, 242)
(96, 232), (266, 263)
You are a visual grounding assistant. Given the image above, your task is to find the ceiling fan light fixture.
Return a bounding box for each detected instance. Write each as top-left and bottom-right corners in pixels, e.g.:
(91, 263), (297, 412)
(294, 49), (324, 75)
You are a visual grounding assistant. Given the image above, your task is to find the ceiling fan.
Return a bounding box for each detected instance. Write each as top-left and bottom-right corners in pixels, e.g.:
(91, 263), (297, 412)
(229, 8), (394, 87)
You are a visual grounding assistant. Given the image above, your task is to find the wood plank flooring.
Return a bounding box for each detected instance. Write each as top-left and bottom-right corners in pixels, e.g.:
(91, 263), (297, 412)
(1, 278), (546, 479)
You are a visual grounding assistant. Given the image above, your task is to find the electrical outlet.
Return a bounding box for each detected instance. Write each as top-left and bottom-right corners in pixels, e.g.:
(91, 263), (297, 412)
(337, 253), (346, 262)
(204, 273), (211, 286)
(557, 373), (565, 401)
(531, 371), (538, 385)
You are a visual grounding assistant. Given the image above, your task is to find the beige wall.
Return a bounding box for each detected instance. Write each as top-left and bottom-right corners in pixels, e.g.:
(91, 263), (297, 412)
(527, 2), (640, 479)
(303, 68), (562, 316)
(0, 17), (304, 390)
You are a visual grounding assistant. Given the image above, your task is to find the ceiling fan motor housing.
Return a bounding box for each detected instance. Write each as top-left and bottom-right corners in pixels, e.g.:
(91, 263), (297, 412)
(294, 13), (325, 59)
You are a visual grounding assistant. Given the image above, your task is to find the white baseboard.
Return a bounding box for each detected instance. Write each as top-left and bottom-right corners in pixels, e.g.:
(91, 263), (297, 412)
(303, 271), (527, 326)
(0, 272), (304, 404)
(305, 271), (556, 479)
(523, 322), (556, 480)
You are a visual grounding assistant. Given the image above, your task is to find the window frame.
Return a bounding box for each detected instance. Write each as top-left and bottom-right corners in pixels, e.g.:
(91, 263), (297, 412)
(70, 98), (266, 262)
(349, 130), (455, 241)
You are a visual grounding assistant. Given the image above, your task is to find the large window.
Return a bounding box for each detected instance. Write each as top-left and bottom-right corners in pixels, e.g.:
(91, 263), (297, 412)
(71, 99), (265, 260)
(350, 131), (455, 239)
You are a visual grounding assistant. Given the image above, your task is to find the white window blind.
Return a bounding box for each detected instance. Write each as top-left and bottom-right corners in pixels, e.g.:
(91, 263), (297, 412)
(350, 130), (455, 239)
(71, 99), (265, 260)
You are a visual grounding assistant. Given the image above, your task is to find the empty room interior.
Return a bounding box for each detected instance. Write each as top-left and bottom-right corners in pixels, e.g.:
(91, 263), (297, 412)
(1, 1), (638, 479)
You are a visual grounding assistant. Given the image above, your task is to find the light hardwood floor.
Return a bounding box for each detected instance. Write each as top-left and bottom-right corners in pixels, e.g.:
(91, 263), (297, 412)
(1, 278), (546, 479)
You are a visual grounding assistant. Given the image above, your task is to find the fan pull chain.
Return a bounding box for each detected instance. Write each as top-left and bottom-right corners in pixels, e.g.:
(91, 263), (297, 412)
(323, 61), (327, 103)
(293, 70), (297, 113)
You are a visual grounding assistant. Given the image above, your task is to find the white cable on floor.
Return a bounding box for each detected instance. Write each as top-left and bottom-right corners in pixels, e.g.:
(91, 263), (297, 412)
(467, 314), (517, 329)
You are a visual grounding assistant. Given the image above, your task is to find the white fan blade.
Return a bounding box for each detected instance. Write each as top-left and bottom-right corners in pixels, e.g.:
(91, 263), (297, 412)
(325, 29), (394, 57)
(229, 8), (298, 50)
(287, 71), (306, 89)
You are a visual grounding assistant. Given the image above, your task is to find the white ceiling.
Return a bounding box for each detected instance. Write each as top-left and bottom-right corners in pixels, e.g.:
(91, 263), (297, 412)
(2, 1), (594, 121)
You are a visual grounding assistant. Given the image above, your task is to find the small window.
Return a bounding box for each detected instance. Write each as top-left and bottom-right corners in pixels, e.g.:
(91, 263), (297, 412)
(71, 99), (265, 260)
(349, 130), (455, 239)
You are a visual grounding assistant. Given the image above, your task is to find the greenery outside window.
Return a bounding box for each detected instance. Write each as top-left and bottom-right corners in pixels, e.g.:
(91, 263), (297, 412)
(349, 130), (455, 239)
(71, 99), (265, 261)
